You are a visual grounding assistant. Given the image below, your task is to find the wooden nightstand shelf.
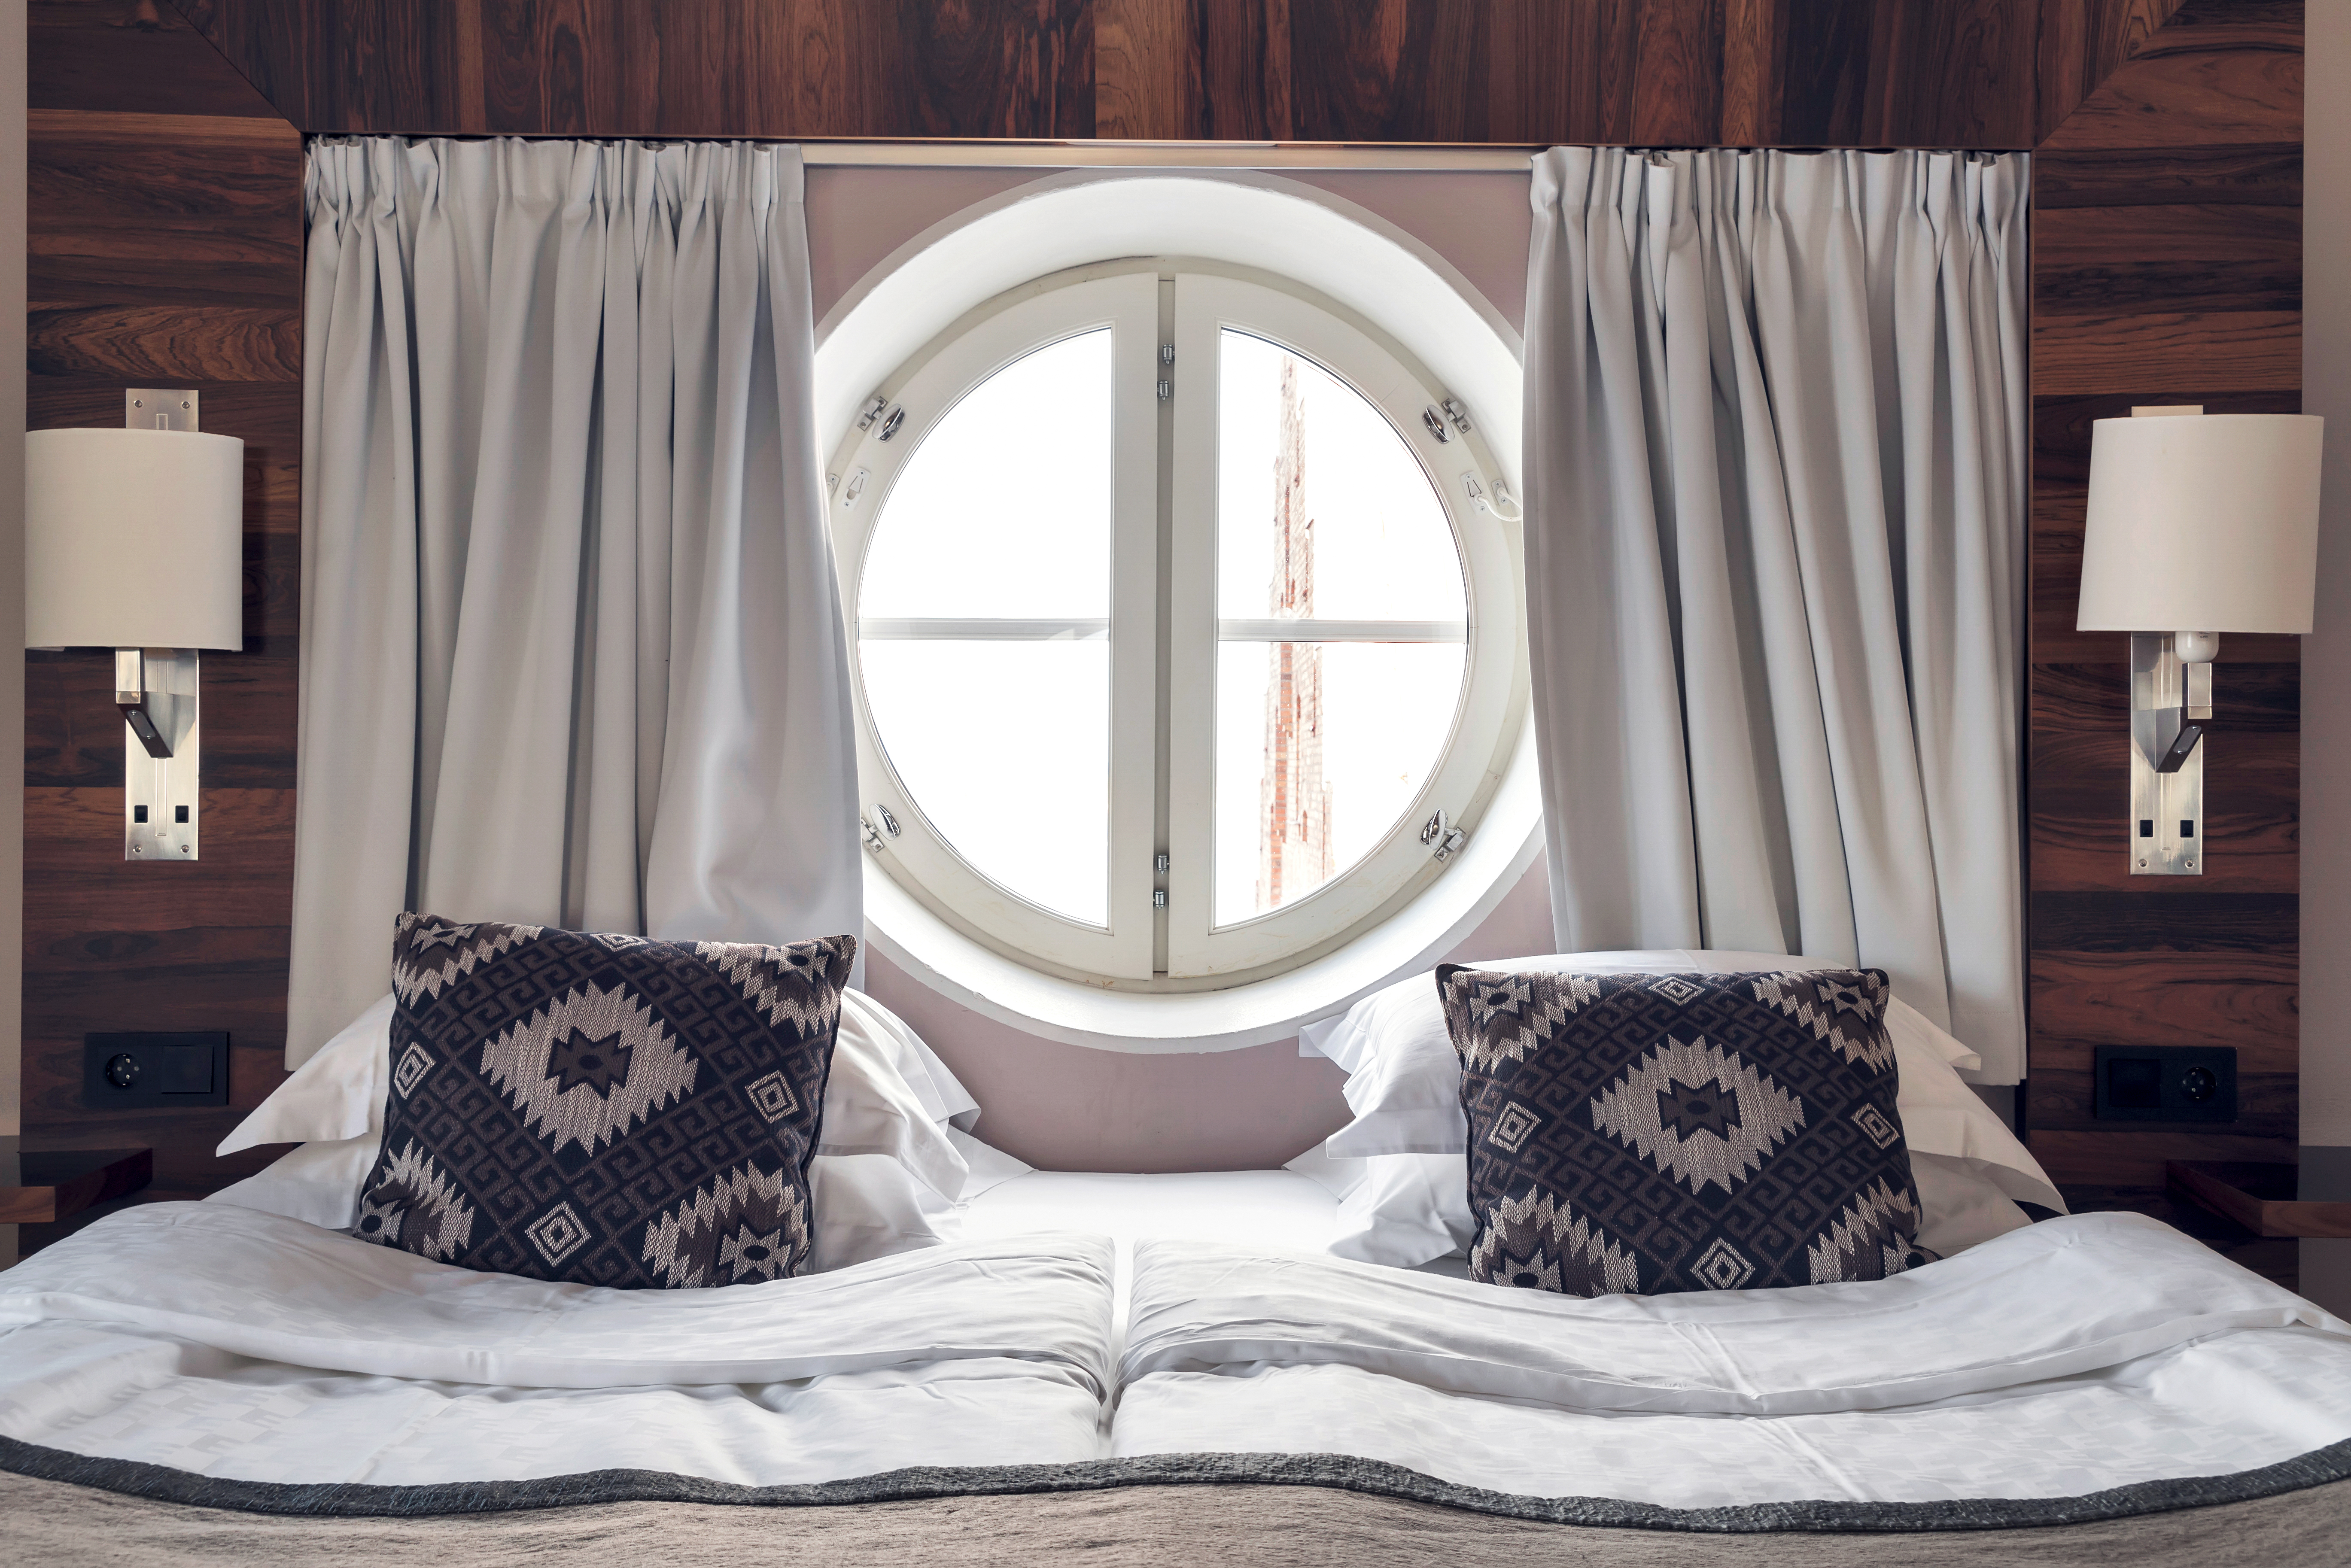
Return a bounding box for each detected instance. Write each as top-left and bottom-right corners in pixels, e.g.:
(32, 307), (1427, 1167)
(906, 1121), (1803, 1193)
(2167, 1161), (2351, 1240)
(0, 1148), (153, 1226)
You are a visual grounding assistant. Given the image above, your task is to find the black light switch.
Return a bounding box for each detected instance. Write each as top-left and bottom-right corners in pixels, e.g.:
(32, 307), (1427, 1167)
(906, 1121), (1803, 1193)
(83, 1031), (230, 1107)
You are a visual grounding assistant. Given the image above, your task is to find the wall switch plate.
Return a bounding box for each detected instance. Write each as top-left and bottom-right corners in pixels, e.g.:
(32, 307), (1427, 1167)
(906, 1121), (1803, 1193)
(2092, 1044), (2236, 1123)
(82, 1031), (230, 1108)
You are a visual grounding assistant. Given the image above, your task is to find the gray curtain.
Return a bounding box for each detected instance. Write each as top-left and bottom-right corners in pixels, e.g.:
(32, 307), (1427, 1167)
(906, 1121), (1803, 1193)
(289, 137), (860, 1064)
(1524, 147), (2029, 1082)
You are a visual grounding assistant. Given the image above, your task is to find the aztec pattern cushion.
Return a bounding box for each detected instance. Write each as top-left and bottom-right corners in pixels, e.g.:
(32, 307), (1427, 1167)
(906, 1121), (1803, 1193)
(354, 913), (855, 1289)
(1437, 965), (1923, 1297)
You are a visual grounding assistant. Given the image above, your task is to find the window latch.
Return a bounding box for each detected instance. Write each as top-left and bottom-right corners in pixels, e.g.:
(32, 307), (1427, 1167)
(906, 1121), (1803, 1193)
(855, 394), (888, 432)
(1421, 407), (1454, 444)
(1420, 809), (1468, 863)
(860, 817), (887, 855)
(1442, 398), (1474, 435)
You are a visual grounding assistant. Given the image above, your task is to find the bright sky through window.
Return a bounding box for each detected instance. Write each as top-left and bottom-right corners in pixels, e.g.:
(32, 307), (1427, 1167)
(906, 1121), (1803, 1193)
(857, 330), (1114, 926)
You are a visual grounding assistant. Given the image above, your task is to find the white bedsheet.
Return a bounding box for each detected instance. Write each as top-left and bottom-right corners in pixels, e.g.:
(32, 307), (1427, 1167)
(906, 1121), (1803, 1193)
(957, 1167), (1340, 1340)
(0, 1203), (1113, 1486)
(7, 1196), (2350, 1509)
(1114, 1212), (2351, 1505)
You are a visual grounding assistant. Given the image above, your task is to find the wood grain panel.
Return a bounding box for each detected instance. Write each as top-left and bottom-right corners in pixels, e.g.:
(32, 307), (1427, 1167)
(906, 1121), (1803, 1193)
(1097, 0), (1198, 139)
(22, 0), (305, 1253)
(1178, 0), (1285, 140)
(161, 0), (2053, 147)
(2030, 310), (2300, 395)
(2028, 890), (2298, 953)
(26, 304), (302, 384)
(2036, 0), (2302, 152)
(1630, 0), (1724, 146)
(2035, 0), (2188, 141)
(2023, 3), (2302, 1257)
(2032, 140), (2301, 206)
(2030, 950), (2298, 1058)
(2032, 203), (2299, 315)
(32, 0), (285, 118)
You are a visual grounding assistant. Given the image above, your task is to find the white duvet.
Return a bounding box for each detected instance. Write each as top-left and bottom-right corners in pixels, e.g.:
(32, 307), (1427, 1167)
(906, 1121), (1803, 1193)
(1116, 1214), (2351, 1506)
(3, 1203), (2349, 1507)
(0, 1204), (1113, 1486)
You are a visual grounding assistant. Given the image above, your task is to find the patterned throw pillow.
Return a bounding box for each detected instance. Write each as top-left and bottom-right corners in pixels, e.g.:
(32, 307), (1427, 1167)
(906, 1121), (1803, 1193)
(1437, 965), (1923, 1297)
(354, 913), (855, 1289)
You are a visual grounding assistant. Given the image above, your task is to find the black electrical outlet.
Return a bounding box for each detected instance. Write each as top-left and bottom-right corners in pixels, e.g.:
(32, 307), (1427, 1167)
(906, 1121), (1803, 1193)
(83, 1031), (231, 1108)
(2092, 1045), (2236, 1124)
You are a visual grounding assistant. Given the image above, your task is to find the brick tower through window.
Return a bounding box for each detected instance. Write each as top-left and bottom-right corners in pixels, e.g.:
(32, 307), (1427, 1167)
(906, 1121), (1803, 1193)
(1258, 356), (1333, 911)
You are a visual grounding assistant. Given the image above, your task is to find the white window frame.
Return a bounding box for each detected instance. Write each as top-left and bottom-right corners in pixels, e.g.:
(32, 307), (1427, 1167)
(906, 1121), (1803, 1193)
(1165, 273), (1522, 977)
(832, 273), (1162, 978)
(830, 259), (1524, 992)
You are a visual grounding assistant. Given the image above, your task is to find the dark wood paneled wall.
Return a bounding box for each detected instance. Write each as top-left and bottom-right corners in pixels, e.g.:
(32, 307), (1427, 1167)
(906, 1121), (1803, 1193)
(161, 0), (2133, 149)
(18, 0), (2308, 1268)
(2025, 0), (2303, 1282)
(21, 0), (303, 1247)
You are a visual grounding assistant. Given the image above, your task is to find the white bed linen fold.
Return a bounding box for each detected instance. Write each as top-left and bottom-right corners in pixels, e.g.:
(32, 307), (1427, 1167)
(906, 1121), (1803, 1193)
(0, 1204), (1113, 1393)
(1124, 1214), (2343, 1415)
(0, 1204), (1117, 1487)
(1113, 1214), (2351, 1506)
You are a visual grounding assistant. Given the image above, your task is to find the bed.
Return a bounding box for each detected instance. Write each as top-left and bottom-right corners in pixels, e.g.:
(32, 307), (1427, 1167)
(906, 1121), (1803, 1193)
(5, 965), (2351, 1565)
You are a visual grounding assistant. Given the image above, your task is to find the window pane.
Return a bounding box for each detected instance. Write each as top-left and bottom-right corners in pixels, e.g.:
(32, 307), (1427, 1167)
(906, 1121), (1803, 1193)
(860, 331), (1112, 621)
(861, 641), (1109, 927)
(1214, 330), (1467, 624)
(1214, 641), (1467, 927)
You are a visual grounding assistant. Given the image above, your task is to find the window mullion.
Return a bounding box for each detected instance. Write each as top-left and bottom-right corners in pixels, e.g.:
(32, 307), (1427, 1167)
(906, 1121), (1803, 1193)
(1151, 273), (1177, 975)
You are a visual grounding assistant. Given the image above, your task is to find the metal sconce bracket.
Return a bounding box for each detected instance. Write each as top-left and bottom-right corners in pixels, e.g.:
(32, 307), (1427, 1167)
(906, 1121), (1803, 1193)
(2129, 632), (2206, 875)
(120, 647), (201, 861)
(119, 387), (206, 863)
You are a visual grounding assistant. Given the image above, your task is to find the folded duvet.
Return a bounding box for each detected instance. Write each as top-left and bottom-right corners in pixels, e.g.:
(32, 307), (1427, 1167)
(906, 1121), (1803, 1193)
(0, 1203), (1115, 1486)
(1116, 1213), (2351, 1506)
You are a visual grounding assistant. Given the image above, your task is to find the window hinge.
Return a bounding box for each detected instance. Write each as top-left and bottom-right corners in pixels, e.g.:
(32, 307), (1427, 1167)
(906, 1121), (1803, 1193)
(855, 394), (888, 431)
(1160, 343), (1175, 365)
(1157, 379), (1171, 401)
(1442, 397), (1474, 435)
(860, 817), (886, 854)
(1153, 889), (1168, 909)
(1420, 809), (1468, 863)
(1155, 852), (1170, 875)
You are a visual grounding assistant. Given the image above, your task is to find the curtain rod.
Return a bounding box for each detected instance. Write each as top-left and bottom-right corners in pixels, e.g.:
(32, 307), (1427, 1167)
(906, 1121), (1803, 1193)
(799, 141), (1539, 171)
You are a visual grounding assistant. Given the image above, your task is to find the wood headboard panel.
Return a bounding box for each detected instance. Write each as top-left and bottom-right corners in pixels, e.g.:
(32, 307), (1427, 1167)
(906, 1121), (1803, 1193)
(20, 0), (304, 1249)
(2025, 0), (2303, 1284)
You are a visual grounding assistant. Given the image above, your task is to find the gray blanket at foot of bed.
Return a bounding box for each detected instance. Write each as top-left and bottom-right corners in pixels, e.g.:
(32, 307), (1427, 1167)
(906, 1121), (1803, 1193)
(6, 1467), (2348, 1567)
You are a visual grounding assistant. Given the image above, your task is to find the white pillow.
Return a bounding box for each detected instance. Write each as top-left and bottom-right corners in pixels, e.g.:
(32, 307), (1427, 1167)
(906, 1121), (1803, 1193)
(221, 986), (977, 1202)
(1294, 950), (2063, 1269)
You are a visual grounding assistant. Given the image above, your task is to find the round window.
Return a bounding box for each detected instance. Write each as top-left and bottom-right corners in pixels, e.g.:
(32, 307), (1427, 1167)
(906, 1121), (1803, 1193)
(830, 263), (1523, 989)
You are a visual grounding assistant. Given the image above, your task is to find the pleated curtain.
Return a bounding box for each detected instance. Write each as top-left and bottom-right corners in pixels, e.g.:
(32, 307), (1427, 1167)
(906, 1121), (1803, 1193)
(1524, 147), (2030, 1082)
(289, 137), (860, 1065)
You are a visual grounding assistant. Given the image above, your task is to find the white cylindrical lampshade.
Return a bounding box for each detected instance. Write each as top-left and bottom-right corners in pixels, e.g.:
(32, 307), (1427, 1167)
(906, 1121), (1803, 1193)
(25, 427), (245, 650)
(2076, 413), (2324, 634)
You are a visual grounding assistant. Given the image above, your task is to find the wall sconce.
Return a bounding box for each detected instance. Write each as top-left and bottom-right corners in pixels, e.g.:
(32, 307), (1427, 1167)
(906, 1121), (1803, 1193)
(2076, 407), (2323, 875)
(24, 390), (245, 861)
